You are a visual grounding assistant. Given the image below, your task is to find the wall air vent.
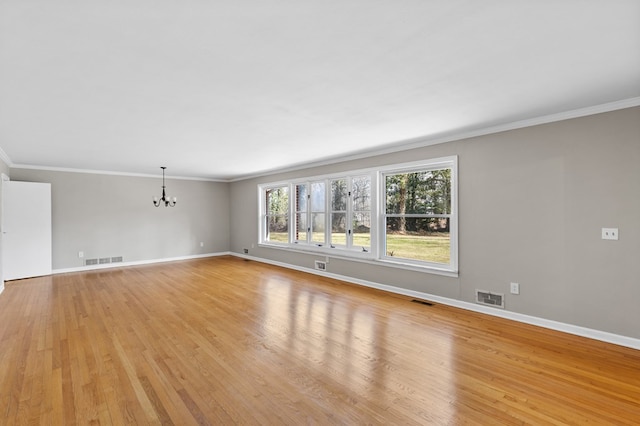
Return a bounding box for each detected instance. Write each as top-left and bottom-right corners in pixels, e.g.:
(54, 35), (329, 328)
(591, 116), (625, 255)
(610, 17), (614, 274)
(85, 256), (123, 267)
(476, 289), (505, 309)
(314, 260), (327, 271)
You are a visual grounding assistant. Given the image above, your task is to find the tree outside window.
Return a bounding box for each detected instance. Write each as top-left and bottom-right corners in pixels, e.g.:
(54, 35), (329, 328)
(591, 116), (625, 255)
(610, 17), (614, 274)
(265, 186), (289, 243)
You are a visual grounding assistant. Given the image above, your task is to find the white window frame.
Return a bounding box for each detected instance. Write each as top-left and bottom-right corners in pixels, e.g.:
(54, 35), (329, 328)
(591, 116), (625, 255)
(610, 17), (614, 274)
(329, 177), (348, 249)
(378, 156), (458, 273)
(260, 183), (291, 245)
(328, 175), (373, 252)
(293, 182), (309, 245)
(292, 180), (327, 247)
(258, 156), (458, 275)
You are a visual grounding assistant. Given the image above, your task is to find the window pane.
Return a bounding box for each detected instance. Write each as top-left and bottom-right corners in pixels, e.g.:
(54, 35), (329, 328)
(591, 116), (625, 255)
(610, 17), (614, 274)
(353, 212), (370, 249)
(311, 182), (325, 212)
(385, 217), (450, 264)
(311, 213), (325, 244)
(266, 215), (288, 242)
(425, 169), (451, 215)
(386, 170), (451, 215)
(331, 179), (347, 211)
(352, 176), (371, 211)
(331, 213), (347, 246)
(266, 187), (289, 214)
(296, 184), (307, 212)
(295, 212), (308, 242)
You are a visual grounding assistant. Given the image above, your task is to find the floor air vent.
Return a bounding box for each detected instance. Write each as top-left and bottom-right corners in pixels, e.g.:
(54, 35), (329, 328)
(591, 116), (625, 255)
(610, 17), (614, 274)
(411, 299), (434, 306)
(476, 290), (505, 309)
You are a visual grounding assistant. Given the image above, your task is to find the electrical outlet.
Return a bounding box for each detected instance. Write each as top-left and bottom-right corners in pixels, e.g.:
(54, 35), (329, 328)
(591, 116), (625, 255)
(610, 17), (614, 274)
(243, 248), (249, 254)
(510, 282), (520, 295)
(200, 241), (204, 247)
(78, 251), (84, 258)
(601, 228), (619, 240)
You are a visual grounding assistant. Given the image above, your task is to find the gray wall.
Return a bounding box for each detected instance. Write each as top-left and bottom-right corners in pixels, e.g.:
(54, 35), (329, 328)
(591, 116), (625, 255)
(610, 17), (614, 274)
(9, 169), (230, 269)
(229, 107), (640, 339)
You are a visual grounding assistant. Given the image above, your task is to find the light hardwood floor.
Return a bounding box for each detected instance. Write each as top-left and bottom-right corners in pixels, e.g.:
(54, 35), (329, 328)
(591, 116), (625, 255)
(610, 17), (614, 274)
(1, 256), (639, 425)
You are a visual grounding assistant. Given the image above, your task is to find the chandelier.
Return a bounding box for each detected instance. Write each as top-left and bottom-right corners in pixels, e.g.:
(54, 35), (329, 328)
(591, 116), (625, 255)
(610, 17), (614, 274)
(153, 166), (177, 207)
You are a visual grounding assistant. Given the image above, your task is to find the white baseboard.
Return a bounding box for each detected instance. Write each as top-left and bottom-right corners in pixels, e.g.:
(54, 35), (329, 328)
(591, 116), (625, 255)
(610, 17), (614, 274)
(52, 252), (232, 274)
(0, 282), (4, 295)
(233, 253), (640, 351)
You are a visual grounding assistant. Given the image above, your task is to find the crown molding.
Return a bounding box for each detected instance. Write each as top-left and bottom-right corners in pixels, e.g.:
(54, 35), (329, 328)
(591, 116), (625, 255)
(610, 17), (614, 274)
(230, 97), (640, 182)
(9, 164), (226, 182)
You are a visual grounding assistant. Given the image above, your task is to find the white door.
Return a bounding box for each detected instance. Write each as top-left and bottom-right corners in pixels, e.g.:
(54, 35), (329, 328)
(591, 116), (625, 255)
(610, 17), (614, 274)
(2, 181), (52, 280)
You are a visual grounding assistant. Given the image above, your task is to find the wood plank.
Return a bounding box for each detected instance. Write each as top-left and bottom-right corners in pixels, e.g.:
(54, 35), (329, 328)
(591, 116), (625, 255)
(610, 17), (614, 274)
(0, 256), (638, 424)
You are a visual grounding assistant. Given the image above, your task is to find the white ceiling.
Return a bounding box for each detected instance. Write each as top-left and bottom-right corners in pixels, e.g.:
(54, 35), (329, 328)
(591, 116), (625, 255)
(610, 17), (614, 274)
(0, 1), (639, 181)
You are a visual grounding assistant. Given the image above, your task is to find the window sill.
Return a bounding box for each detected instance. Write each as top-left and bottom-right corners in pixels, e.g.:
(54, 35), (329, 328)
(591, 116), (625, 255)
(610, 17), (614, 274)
(257, 242), (459, 278)
(258, 242), (374, 260)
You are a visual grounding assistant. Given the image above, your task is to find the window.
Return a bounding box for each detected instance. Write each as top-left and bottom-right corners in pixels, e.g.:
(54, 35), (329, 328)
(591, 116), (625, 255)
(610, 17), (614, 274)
(294, 181), (326, 246)
(264, 185), (289, 243)
(310, 181), (326, 245)
(382, 165), (454, 267)
(329, 176), (371, 251)
(351, 176), (371, 251)
(294, 183), (308, 243)
(259, 156), (457, 274)
(330, 178), (348, 247)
